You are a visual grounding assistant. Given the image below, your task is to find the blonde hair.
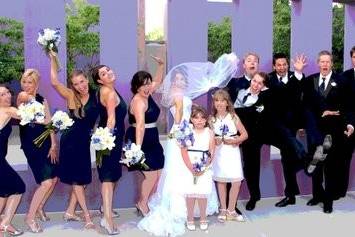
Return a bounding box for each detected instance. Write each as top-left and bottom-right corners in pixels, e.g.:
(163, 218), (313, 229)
(21, 69), (40, 85)
(243, 52), (260, 63)
(210, 89), (236, 122)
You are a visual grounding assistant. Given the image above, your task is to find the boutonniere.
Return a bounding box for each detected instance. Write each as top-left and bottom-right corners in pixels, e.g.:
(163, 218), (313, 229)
(330, 82), (337, 87)
(256, 105), (264, 113)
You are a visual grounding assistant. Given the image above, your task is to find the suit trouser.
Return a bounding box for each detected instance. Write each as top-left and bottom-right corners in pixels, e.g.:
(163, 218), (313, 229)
(335, 136), (354, 198)
(310, 116), (346, 202)
(264, 124), (304, 197)
(241, 139), (262, 201)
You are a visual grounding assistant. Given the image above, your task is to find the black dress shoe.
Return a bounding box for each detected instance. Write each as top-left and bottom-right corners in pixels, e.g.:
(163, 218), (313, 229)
(275, 197), (295, 207)
(246, 199), (257, 211)
(323, 201), (333, 214)
(306, 198), (323, 206)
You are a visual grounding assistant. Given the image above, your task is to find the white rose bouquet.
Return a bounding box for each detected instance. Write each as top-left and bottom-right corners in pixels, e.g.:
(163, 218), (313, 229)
(91, 127), (116, 168)
(17, 99), (45, 126)
(37, 28), (61, 70)
(33, 110), (74, 147)
(120, 141), (149, 170)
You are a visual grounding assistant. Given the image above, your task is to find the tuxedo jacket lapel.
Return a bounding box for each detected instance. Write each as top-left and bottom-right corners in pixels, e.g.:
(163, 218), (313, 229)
(313, 73), (320, 92)
(323, 75), (335, 98)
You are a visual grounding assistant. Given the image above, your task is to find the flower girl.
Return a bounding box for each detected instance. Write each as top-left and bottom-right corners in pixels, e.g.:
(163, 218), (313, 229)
(210, 89), (248, 222)
(180, 105), (216, 231)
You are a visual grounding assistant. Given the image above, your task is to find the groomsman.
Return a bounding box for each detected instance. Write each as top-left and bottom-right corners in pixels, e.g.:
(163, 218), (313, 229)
(226, 53), (261, 211)
(225, 52), (260, 211)
(226, 52), (259, 103)
(337, 46), (355, 198)
(267, 53), (307, 208)
(303, 50), (354, 213)
(234, 72), (272, 211)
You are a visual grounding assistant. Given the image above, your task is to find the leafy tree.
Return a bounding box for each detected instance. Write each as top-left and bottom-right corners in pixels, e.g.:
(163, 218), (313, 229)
(0, 17), (24, 83)
(208, 17), (231, 62)
(332, 4), (344, 72)
(273, 0), (290, 58)
(66, 0), (99, 77)
(146, 28), (164, 41)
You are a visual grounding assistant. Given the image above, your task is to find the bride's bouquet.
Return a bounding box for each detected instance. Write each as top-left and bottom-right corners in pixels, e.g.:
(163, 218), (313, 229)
(37, 28), (61, 70)
(168, 119), (195, 148)
(17, 99), (45, 126)
(121, 141), (149, 170)
(91, 127), (116, 168)
(191, 151), (211, 184)
(33, 111), (74, 147)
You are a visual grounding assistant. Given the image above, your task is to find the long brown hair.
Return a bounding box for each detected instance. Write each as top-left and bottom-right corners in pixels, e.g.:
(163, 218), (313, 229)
(190, 104), (209, 128)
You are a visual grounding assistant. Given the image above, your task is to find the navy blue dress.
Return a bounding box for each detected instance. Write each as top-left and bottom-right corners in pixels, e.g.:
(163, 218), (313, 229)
(97, 90), (127, 182)
(59, 90), (99, 185)
(19, 94), (57, 184)
(0, 121), (26, 197)
(126, 95), (164, 171)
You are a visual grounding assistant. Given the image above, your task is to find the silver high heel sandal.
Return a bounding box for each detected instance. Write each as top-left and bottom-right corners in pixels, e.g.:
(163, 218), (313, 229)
(100, 218), (119, 235)
(0, 224), (24, 236)
(63, 212), (82, 222)
(36, 209), (50, 222)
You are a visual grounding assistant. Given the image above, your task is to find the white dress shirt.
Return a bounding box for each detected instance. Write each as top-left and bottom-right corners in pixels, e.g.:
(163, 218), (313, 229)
(234, 88), (258, 108)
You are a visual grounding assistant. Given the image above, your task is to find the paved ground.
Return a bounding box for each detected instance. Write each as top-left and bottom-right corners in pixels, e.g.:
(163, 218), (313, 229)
(8, 192), (355, 237)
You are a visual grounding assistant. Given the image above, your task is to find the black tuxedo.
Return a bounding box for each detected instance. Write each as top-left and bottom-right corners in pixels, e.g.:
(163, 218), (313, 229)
(337, 68), (355, 197)
(262, 71), (306, 198)
(268, 71), (305, 130)
(235, 89), (272, 201)
(303, 72), (354, 202)
(226, 76), (251, 105)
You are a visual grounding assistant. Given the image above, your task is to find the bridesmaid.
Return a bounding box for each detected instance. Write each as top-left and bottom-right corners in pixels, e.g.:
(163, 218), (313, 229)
(17, 69), (58, 233)
(49, 52), (98, 228)
(91, 65), (127, 235)
(0, 85), (25, 236)
(125, 56), (165, 216)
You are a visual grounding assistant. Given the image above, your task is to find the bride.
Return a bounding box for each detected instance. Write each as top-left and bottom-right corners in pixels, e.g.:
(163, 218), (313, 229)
(137, 53), (239, 236)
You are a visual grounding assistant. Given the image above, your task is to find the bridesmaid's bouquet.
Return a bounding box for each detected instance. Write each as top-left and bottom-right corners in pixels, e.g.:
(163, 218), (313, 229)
(121, 140), (149, 170)
(91, 127), (116, 168)
(17, 99), (45, 126)
(219, 124), (229, 140)
(191, 151), (211, 184)
(168, 120), (195, 148)
(37, 28), (61, 70)
(33, 110), (74, 147)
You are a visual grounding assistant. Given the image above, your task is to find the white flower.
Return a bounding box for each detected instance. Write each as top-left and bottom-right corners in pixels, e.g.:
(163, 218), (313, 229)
(331, 82), (337, 87)
(256, 105), (264, 113)
(17, 100), (45, 125)
(91, 127), (116, 151)
(37, 28), (61, 52)
(51, 110), (74, 130)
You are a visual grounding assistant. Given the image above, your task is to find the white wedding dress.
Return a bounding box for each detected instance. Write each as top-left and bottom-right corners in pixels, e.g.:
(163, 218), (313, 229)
(137, 97), (219, 236)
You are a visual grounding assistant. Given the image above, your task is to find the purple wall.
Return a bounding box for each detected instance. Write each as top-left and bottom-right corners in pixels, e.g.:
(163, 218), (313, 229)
(100, 0), (138, 101)
(1, 0), (355, 213)
(207, 1), (233, 23)
(0, 0), (24, 21)
(344, 3), (355, 69)
(232, 0), (274, 74)
(291, 0), (333, 75)
(24, 0), (66, 111)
